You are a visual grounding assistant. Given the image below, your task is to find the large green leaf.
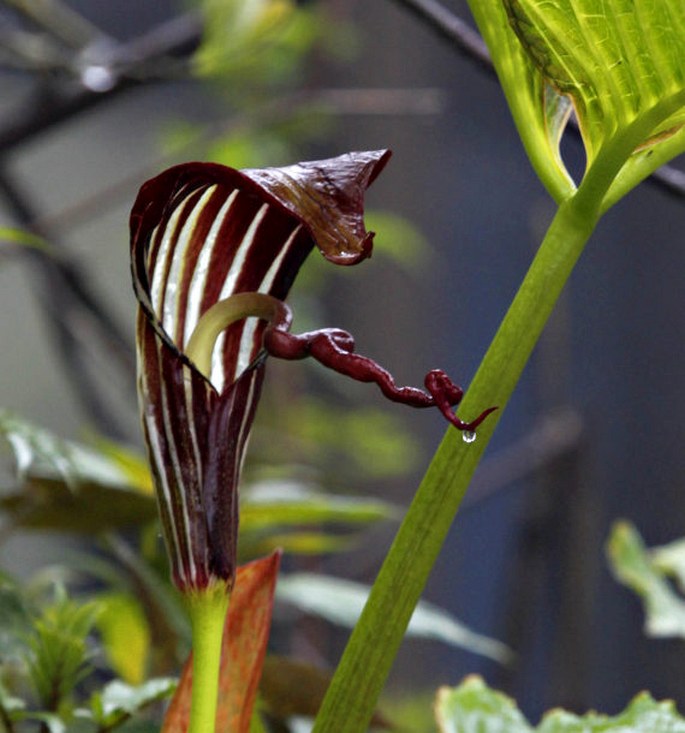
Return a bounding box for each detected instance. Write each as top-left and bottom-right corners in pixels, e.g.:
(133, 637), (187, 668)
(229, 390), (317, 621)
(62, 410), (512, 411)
(435, 675), (685, 732)
(276, 573), (511, 663)
(465, 0), (576, 201)
(607, 521), (685, 638)
(0, 412), (157, 532)
(77, 678), (177, 730)
(241, 480), (397, 531)
(469, 0), (685, 206)
(239, 480), (397, 558)
(95, 593), (152, 685)
(500, 0), (685, 204)
(0, 411), (150, 491)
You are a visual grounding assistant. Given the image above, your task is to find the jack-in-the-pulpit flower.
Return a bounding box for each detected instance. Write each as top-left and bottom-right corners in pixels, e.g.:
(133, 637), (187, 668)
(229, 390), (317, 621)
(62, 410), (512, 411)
(131, 150), (495, 594)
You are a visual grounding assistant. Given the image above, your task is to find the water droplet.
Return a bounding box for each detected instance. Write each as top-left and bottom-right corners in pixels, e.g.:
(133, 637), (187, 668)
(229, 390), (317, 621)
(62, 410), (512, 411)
(462, 430), (476, 444)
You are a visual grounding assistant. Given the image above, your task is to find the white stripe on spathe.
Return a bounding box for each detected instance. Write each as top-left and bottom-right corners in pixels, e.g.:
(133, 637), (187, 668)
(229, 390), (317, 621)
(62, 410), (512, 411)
(234, 224), (302, 380)
(142, 341), (188, 586)
(183, 188), (238, 349)
(157, 338), (197, 586)
(162, 186), (216, 341)
(150, 204), (183, 320)
(210, 202), (270, 391)
(183, 361), (204, 508)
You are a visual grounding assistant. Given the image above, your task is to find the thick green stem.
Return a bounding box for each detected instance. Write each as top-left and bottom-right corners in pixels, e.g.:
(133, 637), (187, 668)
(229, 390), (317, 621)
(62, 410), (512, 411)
(312, 195), (599, 733)
(185, 586), (231, 733)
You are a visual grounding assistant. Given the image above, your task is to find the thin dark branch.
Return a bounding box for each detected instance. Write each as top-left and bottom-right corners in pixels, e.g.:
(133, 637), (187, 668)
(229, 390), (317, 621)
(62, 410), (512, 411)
(392, 0), (685, 201)
(0, 168), (134, 438)
(393, 0), (493, 74)
(0, 10), (203, 437)
(2, 0), (103, 50)
(0, 11), (202, 155)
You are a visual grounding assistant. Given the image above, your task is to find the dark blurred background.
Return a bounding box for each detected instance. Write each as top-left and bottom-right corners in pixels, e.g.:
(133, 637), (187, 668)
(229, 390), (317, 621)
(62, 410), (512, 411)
(1, 0), (685, 725)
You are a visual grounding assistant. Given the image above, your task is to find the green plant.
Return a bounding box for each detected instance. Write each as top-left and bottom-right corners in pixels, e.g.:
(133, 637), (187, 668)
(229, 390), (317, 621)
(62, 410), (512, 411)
(4, 0), (685, 731)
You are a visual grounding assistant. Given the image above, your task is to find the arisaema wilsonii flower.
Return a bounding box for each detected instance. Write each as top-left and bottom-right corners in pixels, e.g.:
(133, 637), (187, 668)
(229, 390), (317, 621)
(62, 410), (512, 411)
(130, 150), (495, 595)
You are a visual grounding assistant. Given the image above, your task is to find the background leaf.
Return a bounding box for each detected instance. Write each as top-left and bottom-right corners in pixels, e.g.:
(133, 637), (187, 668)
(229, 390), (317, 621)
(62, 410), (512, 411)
(465, 0), (576, 201)
(82, 678), (177, 730)
(0, 412), (157, 532)
(96, 593), (152, 685)
(606, 520), (685, 638)
(276, 573), (511, 663)
(503, 0), (685, 195)
(241, 480), (397, 530)
(435, 675), (685, 732)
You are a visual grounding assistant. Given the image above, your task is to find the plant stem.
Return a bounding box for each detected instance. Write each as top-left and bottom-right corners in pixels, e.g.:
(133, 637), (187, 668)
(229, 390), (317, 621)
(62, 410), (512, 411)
(185, 586), (231, 733)
(312, 195), (599, 733)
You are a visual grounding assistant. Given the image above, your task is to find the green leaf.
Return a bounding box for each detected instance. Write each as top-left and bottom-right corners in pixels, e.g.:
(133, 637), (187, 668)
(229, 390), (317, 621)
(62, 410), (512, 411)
(95, 593), (152, 685)
(465, 0), (576, 201)
(0, 227), (48, 252)
(239, 481), (396, 558)
(244, 531), (353, 557)
(435, 676), (528, 733)
(501, 0), (685, 203)
(276, 574), (511, 663)
(607, 521), (685, 638)
(277, 400), (421, 479)
(435, 675), (685, 732)
(27, 589), (101, 711)
(193, 0), (319, 86)
(0, 412), (157, 533)
(0, 573), (32, 658)
(13, 711), (67, 733)
(84, 678), (177, 729)
(652, 536), (685, 593)
(0, 680), (26, 717)
(241, 480), (398, 531)
(0, 411), (149, 491)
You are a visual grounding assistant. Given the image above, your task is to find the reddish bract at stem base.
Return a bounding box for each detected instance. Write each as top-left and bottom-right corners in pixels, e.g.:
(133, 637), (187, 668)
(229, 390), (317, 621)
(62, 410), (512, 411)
(263, 323), (497, 432)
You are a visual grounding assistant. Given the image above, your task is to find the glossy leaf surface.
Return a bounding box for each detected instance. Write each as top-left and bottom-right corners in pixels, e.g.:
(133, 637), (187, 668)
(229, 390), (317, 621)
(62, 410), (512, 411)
(162, 552), (280, 733)
(465, 0), (575, 201)
(81, 678), (177, 730)
(0, 411), (146, 491)
(505, 0), (685, 160)
(276, 573), (511, 663)
(501, 0), (685, 206)
(0, 412), (157, 532)
(607, 521), (685, 638)
(470, 0), (685, 206)
(435, 675), (685, 732)
(241, 480), (397, 530)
